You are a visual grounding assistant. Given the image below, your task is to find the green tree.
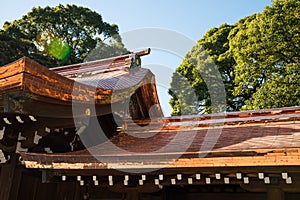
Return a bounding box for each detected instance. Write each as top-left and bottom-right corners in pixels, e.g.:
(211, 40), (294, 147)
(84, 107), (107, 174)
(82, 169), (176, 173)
(169, 24), (238, 115)
(0, 33), (32, 66)
(230, 0), (300, 110)
(1, 4), (128, 67)
(170, 0), (300, 115)
(0, 33), (56, 66)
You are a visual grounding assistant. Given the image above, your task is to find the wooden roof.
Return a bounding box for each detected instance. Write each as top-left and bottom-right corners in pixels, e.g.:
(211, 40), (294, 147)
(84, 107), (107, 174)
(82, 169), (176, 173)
(0, 49), (163, 164)
(1, 49), (300, 191)
(1, 51), (300, 189)
(0, 49), (162, 117)
(21, 106), (300, 170)
(0, 48), (153, 104)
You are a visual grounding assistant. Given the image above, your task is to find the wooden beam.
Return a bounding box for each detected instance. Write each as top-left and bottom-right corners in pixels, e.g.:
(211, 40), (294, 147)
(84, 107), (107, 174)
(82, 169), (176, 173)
(7, 96), (112, 119)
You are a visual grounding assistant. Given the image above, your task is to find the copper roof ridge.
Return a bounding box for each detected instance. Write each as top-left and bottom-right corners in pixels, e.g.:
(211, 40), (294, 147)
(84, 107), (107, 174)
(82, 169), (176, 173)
(164, 106), (300, 122)
(50, 48), (151, 74)
(19, 147), (300, 160)
(124, 106), (300, 132)
(125, 106), (300, 124)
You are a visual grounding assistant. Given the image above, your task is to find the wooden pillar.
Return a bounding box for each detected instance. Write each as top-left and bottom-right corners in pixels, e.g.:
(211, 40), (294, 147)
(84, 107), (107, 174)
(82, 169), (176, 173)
(162, 187), (167, 200)
(7, 166), (22, 200)
(73, 183), (82, 200)
(0, 154), (21, 200)
(267, 187), (285, 200)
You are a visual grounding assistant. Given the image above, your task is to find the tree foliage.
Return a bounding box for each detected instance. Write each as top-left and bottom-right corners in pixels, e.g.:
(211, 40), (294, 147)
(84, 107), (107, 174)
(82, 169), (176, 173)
(0, 33), (32, 66)
(0, 33), (57, 66)
(1, 4), (128, 67)
(230, 0), (300, 110)
(169, 0), (300, 115)
(169, 24), (238, 115)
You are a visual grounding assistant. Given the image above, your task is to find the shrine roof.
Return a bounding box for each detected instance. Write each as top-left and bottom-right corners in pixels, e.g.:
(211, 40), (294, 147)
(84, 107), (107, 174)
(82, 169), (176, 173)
(21, 106), (300, 170)
(0, 49), (152, 104)
(0, 49), (160, 120)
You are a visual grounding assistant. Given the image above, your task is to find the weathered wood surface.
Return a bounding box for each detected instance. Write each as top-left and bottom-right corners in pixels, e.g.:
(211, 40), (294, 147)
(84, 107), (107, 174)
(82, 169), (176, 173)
(0, 57), (151, 104)
(20, 111), (300, 170)
(0, 52), (163, 162)
(0, 49), (160, 110)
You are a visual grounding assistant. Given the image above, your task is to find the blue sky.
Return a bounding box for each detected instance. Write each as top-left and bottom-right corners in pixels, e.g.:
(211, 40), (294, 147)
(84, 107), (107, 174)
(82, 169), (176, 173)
(0, 0), (272, 116)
